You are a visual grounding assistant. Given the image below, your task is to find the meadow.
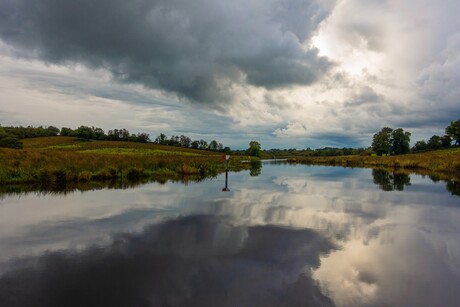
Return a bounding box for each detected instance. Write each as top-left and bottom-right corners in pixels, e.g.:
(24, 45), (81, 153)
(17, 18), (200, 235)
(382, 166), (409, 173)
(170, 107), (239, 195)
(0, 136), (250, 187)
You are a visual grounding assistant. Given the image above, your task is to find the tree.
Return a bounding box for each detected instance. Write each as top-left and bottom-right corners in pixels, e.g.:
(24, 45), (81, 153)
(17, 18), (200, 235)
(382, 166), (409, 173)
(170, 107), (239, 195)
(198, 140), (208, 150)
(154, 133), (167, 145)
(446, 119), (460, 145)
(169, 135), (180, 146)
(60, 127), (74, 136)
(179, 135), (191, 148)
(412, 140), (428, 152)
(372, 127), (411, 155)
(440, 135), (452, 148)
(391, 128), (411, 154)
(209, 140), (219, 151)
(92, 127), (106, 140)
(246, 141), (262, 157)
(136, 133), (150, 143)
(217, 142), (224, 152)
(46, 126), (60, 136)
(74, 126), (95, 140)
(190, 140), (200, 149)
(427, 135), (442, 150)
(372, 127), (393, 155)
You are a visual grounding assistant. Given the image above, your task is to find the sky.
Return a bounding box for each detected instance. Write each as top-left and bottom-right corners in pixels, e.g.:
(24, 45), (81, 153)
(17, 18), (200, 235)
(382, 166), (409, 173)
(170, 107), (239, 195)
(0, 0), (459, 149)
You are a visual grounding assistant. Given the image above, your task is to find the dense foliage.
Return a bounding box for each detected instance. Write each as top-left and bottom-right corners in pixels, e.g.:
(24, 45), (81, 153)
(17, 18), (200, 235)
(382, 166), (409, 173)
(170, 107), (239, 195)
(246, 141), (262, 157)
(372, 127), (411, 156)
(446, 119), (460, 146)
(0, 127), (23, 149)
(261, 147), (371, 158)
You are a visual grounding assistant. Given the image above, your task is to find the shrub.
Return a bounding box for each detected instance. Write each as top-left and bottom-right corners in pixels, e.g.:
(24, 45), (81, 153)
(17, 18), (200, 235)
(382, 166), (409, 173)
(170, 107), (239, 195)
(0, 137), (23, 149)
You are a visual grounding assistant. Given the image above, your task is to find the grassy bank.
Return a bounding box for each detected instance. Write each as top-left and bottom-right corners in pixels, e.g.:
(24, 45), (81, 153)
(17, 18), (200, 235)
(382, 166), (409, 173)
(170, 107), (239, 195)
(287, 147), (460, 181)
(0, 136), (251, 186)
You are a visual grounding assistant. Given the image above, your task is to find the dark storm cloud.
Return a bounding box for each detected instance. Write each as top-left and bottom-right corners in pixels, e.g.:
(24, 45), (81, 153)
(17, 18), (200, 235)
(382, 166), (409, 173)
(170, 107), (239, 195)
(0, 215), (335, 307)
(0, 0), (332, 106)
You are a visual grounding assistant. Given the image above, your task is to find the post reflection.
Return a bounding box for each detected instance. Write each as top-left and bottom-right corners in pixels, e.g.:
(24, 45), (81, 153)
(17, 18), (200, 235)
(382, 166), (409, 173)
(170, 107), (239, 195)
(222, 168), (230, 192)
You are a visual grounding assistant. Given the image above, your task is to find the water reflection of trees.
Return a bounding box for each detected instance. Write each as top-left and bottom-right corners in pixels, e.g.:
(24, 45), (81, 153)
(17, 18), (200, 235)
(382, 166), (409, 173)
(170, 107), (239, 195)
(0, 175), (215, 199)
(446, 180), (460, 196)
(249, 161), (262, 176)
(372, 169), (411, 191)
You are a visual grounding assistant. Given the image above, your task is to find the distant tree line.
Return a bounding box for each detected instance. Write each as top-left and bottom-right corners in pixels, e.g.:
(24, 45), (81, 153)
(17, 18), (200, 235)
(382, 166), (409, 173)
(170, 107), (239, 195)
(0, 124), (232, 152)
(0, 125), (61, 149)
(263, 147), (371, 157)
(1, 118), (459, 154)
(152, 133), (231, 153)
(60, 126), (151, 143)
(2, 125), (60, 139)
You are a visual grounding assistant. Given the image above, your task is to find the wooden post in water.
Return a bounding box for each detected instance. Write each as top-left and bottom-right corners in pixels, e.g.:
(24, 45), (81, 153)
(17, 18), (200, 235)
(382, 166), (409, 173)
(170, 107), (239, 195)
(222, 155), (230, 192)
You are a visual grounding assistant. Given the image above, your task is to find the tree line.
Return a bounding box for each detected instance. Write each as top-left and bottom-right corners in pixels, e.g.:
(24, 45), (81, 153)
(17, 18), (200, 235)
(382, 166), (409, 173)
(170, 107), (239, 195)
(152, 133), (230, 152)
(0, 125), (151, 148)
(0, 124), (232, 152)
(372, 118), (459, 156)
(264, 147), (371, 157)
(1, 118), (459, 154)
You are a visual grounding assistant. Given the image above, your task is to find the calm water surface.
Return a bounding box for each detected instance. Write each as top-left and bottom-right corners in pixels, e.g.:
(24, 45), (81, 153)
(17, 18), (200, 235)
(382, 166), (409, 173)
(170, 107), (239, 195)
(0, 163), (459, 306)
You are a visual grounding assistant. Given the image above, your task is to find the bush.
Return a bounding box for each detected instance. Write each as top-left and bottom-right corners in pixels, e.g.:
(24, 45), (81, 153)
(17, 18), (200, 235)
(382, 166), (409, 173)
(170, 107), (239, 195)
(0, 137), (23, 149)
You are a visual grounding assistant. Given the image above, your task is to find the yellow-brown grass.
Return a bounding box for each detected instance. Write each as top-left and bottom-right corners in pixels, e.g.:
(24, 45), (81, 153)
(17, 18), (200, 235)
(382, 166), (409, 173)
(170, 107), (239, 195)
(289, 147), (460, 181)
(0, 136), (248, 184)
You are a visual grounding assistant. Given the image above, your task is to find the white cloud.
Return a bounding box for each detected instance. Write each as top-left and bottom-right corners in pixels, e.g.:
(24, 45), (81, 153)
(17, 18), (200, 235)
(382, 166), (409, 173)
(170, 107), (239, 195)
(273, 122), (308, 138)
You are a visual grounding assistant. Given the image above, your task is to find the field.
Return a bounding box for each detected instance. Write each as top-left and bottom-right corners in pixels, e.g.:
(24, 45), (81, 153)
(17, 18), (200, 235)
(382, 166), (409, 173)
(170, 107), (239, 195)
(0, 137), (250, 188)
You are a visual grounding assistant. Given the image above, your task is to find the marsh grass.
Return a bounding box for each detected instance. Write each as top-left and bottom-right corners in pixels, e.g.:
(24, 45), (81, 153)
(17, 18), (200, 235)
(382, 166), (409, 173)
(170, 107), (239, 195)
(289, 147), (460, 181)
(0, 136), (249, 185)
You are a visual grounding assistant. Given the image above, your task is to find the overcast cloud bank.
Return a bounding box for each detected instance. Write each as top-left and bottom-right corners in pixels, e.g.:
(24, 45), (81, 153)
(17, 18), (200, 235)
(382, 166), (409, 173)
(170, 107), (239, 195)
(0, 0), (459, 148)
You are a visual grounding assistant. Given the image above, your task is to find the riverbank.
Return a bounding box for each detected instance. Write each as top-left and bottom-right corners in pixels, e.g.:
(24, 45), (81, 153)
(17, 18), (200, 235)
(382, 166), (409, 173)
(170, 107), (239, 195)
(287, 147), (460, 181)
(0, 136), (252, 186)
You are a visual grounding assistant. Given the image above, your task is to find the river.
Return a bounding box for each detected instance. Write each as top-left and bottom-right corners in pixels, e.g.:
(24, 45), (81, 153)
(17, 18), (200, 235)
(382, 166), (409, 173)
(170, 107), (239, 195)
(0, 162), (459, 306)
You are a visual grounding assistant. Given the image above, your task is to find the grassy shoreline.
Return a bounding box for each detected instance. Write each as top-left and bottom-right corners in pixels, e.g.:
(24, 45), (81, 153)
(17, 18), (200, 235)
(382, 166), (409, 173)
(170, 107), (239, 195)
(0, 137), (252, 187)
(1, 137), (459, 188)
(285, 147), (460, 181)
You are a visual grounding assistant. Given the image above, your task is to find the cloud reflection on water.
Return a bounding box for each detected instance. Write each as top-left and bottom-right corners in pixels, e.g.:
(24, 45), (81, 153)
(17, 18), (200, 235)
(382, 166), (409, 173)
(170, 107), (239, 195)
(0, 215), (335, 307)
(201, 167), (460, 306)
(1, 165), (460, 306)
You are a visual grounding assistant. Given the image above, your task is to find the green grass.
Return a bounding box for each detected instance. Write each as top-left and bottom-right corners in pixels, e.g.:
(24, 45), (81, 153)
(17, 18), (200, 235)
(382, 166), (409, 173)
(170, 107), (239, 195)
(0, 136), (249, 186)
